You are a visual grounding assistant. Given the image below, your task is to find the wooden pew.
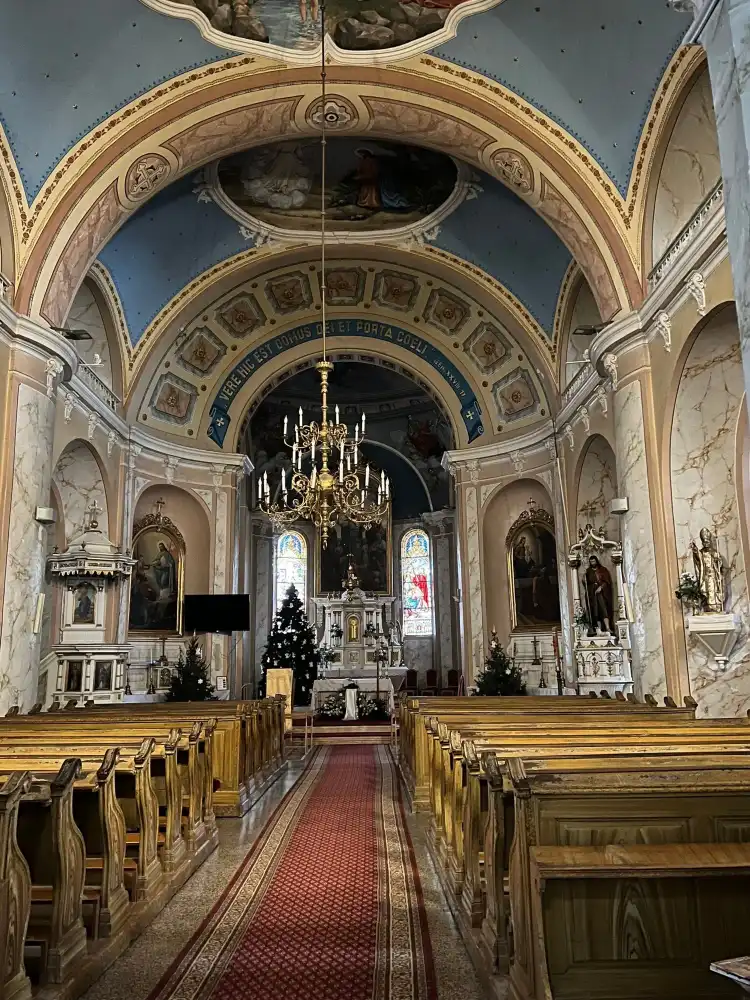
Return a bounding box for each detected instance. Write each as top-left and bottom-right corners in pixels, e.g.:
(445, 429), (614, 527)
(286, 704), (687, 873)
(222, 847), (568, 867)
(399, 695), (696, 810)
(504, 754), (750, 1000)
(0, 771), (33, 1000)
(70, 699), (286, 816)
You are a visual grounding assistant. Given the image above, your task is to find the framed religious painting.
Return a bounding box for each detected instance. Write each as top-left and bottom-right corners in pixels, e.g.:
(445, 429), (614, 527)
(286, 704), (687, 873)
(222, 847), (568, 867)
(316, 514), (391, 595)
(128, 514), (185, 635)
(507, 503), (561, 630)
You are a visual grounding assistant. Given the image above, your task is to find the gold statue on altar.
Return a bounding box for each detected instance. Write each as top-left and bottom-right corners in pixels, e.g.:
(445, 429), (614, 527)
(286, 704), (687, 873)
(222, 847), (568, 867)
(347, 614), (360, 643)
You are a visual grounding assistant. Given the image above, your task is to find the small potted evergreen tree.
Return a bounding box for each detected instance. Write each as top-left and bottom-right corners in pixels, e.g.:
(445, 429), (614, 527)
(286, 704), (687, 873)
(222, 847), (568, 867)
(474, 629), (526, 696)
(167, 635), (215, 701)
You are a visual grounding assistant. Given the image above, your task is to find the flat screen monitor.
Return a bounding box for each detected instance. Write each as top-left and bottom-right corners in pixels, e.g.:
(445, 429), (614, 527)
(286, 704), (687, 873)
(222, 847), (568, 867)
(183, 594), (250, 635)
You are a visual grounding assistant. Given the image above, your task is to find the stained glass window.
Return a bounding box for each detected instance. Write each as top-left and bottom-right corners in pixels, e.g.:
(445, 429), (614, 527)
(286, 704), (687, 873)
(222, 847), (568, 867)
(274, 531), (307, 612)
(401, 529), (433, 636)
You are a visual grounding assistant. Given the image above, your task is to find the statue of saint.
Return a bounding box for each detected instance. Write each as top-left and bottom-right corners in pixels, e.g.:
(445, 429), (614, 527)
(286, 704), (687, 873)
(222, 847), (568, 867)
(584, 555), (614, 634)
(691, 528), (726, 613)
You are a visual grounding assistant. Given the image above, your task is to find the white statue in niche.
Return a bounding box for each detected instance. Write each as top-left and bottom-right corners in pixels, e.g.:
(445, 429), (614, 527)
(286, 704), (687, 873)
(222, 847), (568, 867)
(691, 528), (727, 614)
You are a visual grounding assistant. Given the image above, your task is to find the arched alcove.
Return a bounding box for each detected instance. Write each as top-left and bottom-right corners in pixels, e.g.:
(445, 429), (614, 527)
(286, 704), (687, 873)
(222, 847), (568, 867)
(652, 67), (721, 267)
(561, 271), (602, 389)
(482, 478), (557, 646)
(51, 439), (110, 545)
(670, 304), (750, 715)
(576, 434), (619, 541)
(133, 485), (211, 598)
(65, 278), (118, 394)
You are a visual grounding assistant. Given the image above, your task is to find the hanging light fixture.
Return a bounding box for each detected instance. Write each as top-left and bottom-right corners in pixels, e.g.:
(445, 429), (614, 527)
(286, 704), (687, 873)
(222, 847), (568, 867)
(258, 3), (391, 548)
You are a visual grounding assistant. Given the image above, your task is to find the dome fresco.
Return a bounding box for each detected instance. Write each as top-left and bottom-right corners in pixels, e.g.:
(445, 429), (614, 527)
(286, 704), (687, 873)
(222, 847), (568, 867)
(217, 139), (458, 234)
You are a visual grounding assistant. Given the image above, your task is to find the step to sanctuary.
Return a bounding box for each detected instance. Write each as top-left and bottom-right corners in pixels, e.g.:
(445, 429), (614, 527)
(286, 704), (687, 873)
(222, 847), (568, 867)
(288, 717), (397, 745)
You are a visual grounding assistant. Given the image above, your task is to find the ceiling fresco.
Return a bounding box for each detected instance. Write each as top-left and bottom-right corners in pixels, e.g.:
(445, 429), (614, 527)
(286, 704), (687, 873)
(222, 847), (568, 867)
(97, 150), (570, 350)
(217, 139), (457, 233)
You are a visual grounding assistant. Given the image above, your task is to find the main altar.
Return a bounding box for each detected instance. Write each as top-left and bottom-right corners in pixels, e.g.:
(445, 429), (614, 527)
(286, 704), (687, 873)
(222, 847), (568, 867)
(311, 561), (405, 712)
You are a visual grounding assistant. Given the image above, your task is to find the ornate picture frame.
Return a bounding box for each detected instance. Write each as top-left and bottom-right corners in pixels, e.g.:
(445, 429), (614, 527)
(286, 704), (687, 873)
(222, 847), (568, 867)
(506, 503), (561, 631)
(128, 513), (185, 636)
(316, 513), (392, 596)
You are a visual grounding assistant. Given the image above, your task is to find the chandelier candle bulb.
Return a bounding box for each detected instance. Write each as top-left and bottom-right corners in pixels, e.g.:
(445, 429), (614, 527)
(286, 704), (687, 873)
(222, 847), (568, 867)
(283, 414), (288, 439)
(365, 464), (370, 488)
(281, 468), (286, 493)
(361, 489), (365, 505)
(335, 404), (340, 424)
(362, 412), (366, 434)
(339, 459), (344, 482)
(380, 470), (385, 490)
(299, 407), (303, 427)
(355, 424), (359, 443)
(354, 444), (358, 466)
(311, 439), (316, 462)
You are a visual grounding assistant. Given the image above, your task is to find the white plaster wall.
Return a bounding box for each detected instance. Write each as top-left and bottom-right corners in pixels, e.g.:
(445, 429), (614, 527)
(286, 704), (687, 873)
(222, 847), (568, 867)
(614, 380), (666, 700)
(53, 440), (109, 544)
(652, 69), (721, 263)
(66, 281), (114, 389)
(576, 435), (619, 540)
(671, 309), (750, 716)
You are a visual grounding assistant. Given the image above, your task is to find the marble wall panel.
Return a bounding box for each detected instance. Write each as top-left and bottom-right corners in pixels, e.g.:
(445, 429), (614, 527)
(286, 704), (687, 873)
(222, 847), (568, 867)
(214, 490), (228, 595)
(614, 380), (666, 700)
(653, 68), (721, 262)
(66, 281), (114, 389)
(577, 435), (619, 540)
(404, 636), (433, 678)
(53, 441), (109, 544)
(0, 384), (56, 713)
(671, 313), (750, 716)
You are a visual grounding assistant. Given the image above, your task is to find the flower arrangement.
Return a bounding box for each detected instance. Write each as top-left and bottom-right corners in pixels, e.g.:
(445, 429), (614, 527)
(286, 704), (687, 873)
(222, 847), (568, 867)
(675, 573), (707, 612)
(330, 624), (344, 640)
(317, 683), (390, 720)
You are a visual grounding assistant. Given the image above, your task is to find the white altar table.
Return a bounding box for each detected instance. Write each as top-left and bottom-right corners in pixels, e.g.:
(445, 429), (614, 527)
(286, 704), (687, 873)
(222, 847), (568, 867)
(312, 677), (395, 713)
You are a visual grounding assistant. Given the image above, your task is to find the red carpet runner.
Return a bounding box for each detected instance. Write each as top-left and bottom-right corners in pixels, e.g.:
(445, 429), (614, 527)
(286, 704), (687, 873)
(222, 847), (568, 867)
(148, 746), (437, 1000)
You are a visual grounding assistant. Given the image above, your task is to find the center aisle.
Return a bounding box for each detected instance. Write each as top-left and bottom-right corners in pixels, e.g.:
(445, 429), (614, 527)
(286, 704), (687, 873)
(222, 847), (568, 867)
(147, 747), (438, 1000)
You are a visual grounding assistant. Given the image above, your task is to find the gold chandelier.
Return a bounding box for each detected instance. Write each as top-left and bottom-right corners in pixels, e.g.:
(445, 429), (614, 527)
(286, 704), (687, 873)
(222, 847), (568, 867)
(258, 2), (391, 548)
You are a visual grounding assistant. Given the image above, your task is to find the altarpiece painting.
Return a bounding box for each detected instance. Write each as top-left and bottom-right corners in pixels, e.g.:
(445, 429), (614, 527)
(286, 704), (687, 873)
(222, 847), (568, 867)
(129, 513), (185, 635)
(317, 516), (391, 595)
(507, 503), (561, 629)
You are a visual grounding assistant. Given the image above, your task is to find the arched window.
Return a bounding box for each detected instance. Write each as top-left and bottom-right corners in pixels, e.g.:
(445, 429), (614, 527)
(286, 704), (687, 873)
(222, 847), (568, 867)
(401, 529), (434, 636)
(275, 531), (307, 612)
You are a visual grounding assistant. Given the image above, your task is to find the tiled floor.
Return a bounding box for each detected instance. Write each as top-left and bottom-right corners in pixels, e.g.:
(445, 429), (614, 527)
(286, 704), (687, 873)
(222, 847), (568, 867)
(82, 757), (486, 1000)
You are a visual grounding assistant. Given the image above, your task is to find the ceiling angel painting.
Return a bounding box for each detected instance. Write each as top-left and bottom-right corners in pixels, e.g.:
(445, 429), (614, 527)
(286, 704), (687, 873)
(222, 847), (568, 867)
(218, 139), (457, 233)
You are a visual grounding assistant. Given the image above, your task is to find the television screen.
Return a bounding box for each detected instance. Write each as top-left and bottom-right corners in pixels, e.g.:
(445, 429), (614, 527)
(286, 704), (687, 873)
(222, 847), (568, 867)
(183, 594), (250, 635)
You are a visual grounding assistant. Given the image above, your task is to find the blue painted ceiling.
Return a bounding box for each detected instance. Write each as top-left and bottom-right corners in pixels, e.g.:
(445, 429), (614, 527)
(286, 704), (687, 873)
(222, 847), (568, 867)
(0, 0), (689, 202)
(97, 166), (570, 345)
(0, 0), (232, 200)
(97, 175), (251, 343)
(432, 0), (691, 195)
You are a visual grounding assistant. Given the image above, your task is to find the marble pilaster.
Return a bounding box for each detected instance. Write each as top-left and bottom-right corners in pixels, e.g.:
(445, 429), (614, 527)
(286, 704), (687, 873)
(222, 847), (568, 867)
(422, 510), (457, 675)
(0, 384), (56, 713)
(464, 482), (484, 683)
(614, 380), (666, 700)
(671, 316), (750, 715)
(252, 520), (273, 684)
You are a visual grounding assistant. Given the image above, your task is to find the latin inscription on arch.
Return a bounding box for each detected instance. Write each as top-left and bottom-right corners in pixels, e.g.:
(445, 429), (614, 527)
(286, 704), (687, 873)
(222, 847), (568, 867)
(207, 318), (483, 447)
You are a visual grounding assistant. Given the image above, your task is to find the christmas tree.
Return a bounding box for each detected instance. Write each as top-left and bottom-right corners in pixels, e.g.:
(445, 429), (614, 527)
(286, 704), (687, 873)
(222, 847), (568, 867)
(474, 629), (526, 696)
(260, 584), (319, 706)
(167, 635), (215, 701)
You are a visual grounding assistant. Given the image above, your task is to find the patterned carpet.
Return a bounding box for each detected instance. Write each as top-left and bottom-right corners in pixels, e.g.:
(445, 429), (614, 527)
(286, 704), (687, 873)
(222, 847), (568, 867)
(147, 747), (437, 1000)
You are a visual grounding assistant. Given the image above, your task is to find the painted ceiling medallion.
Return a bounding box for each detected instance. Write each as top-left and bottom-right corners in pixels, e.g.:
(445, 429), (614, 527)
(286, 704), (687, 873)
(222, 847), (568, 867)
(141, 0), (507, 64)
(200, 139), (479, 246)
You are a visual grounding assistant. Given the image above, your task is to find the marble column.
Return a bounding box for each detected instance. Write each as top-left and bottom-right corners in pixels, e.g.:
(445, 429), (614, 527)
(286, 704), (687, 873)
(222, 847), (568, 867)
(0, 384), (57, 713)
(250, 514), (274, 691)
(613, 380), (667, 700)
(698, 0), (750, 400)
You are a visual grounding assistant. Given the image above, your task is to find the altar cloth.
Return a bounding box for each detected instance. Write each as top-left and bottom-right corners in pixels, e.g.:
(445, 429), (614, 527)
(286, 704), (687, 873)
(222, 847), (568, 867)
(312, 677), (395, 713)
